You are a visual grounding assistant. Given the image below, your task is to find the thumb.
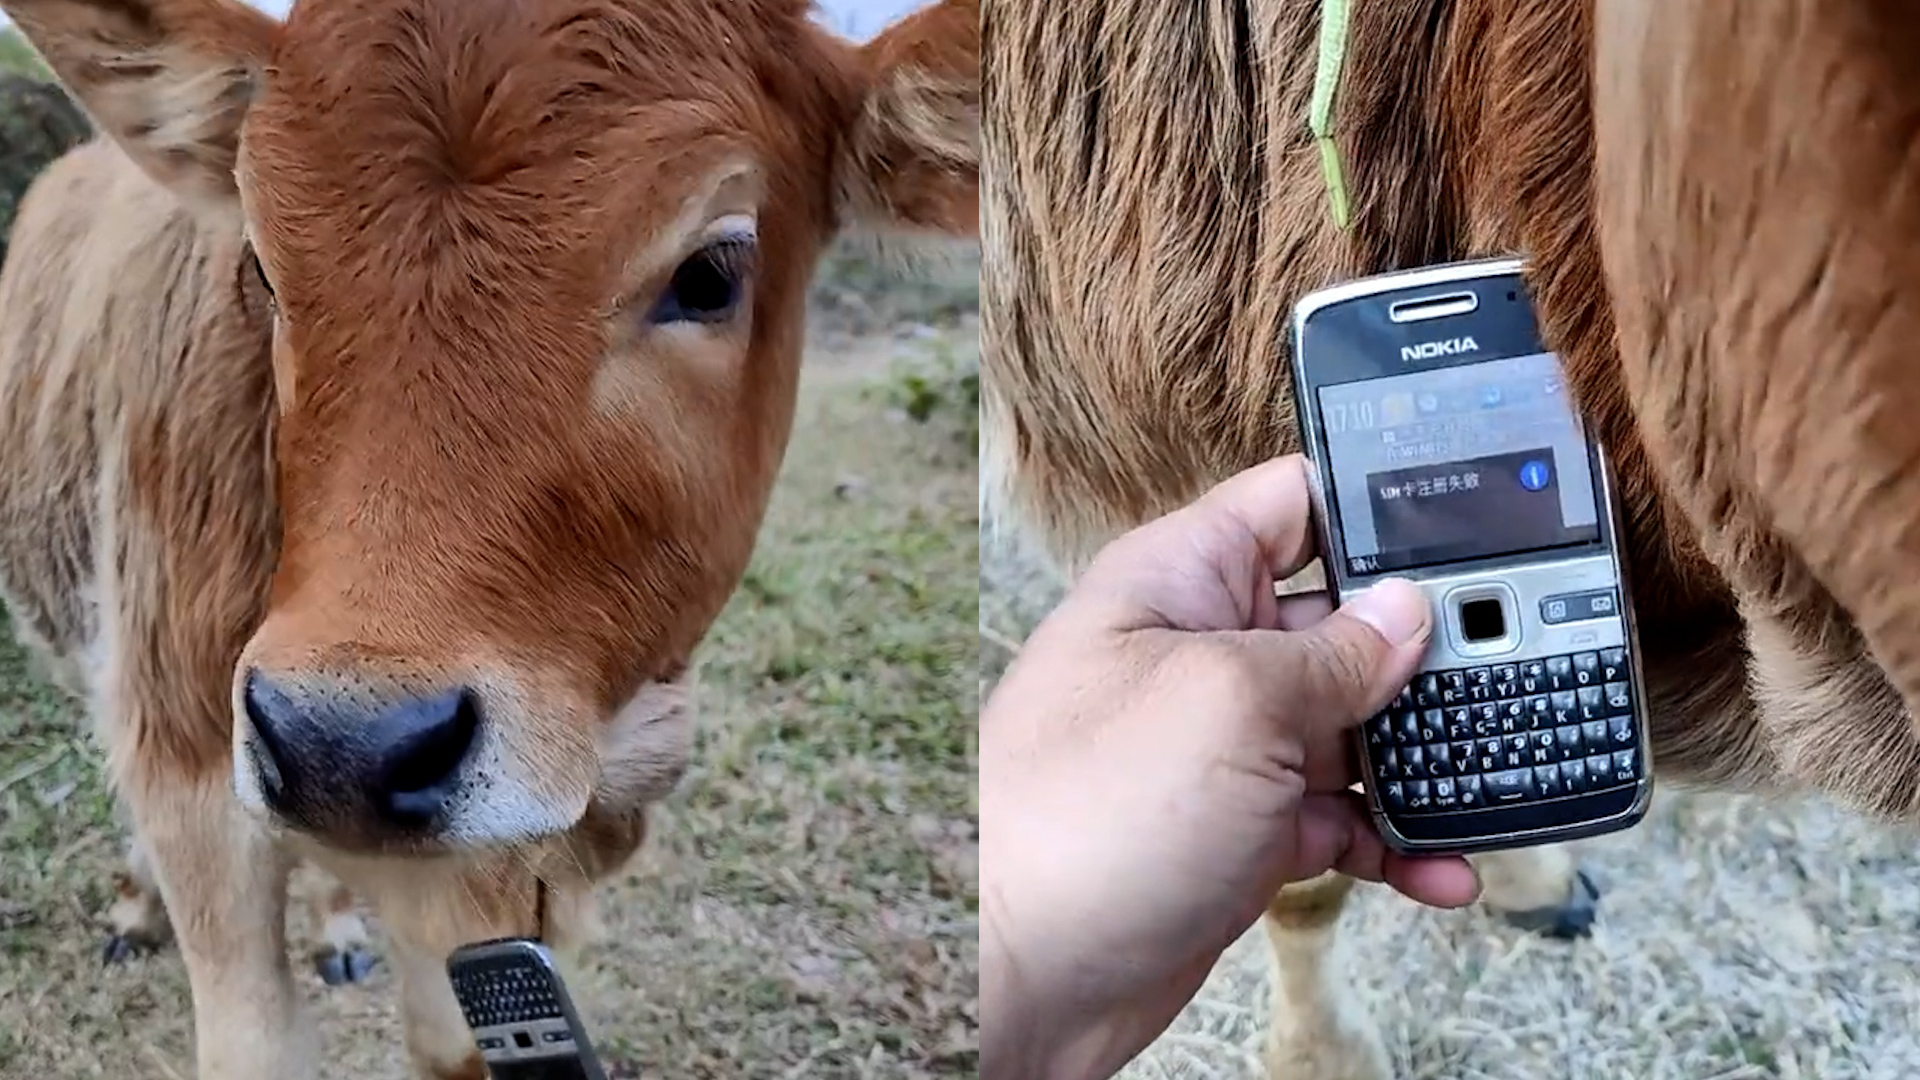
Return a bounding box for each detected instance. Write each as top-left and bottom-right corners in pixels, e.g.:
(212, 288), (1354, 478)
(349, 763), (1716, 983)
(1257, 578), (1434, 736)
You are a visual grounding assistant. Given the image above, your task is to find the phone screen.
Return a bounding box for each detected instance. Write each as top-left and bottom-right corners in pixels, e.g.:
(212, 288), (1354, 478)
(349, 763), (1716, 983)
(1314, 349), (1602, 578)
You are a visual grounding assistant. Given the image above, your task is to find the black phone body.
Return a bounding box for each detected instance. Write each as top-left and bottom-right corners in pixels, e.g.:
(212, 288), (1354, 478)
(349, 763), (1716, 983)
(445, 937), (609, 1080)
(1288, 256), (1654, 855)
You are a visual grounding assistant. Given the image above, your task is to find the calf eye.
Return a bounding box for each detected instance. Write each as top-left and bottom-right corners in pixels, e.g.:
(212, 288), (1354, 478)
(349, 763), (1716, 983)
(648, 239), (754, 326)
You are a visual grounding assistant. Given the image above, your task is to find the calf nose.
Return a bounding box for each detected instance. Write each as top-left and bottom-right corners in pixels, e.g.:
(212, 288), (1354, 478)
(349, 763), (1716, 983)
(242, 671), (481, 837)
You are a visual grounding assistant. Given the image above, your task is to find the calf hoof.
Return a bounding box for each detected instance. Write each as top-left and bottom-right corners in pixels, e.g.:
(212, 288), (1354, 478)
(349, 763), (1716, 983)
(315, 946), (380, 985)
(100, 932), (162, 966)
(1499, 869), (1601, 939)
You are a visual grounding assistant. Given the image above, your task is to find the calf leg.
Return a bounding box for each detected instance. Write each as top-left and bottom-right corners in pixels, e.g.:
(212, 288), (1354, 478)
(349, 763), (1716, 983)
(1261, 874), (1391, 1080)
(124, 767), (314, 1080)
(102, 830), (172, 963)
(1258, 845), (1597, 1080)
(302, 871), (379, 986)
(390, 934), (487, 1080)
(1470, 843), (1600, 939)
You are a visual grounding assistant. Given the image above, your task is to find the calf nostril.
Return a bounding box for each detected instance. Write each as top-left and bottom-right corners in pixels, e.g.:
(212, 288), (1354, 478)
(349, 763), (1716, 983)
(372, 688), (481, 828)
(242, 670), (298, 805)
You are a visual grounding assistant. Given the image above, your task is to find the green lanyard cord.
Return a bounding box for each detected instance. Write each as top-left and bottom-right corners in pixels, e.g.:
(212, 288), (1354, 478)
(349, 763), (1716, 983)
(1310, 0), (1353, 230)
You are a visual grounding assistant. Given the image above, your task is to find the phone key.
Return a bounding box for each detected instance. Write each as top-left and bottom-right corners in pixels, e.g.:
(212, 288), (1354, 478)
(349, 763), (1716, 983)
(1467, 666), (1493, 689)
(1467, 683), (1495, 705)
(1581, 719), (1609, 748)
(1374, 749), (1399, 781)
(1486, 768), (1532, 802)
(1432, 776), (1458, 809)
(1425, 743), (1454, 777)
(1417, 710), (1443, 743)
(1600, 647), (1628, 682)
(1525, 694), (1552, 729)
(1393, 712), (1420, 745)
(1451, 741), (1475, 769)
(1457, 774), (1483, 807)
(542, 1031), (573, 1044)
(1405, 780), (1432, 811)
(1545, 691), (1575, 726)
(1414, 673), (1443, 708)
(1609, 718), (1636, 748)
(1531, 762), (1563, 799)
(1604, 681), (1633, 716)
(1471, 704), (1500, 737)
(1546, 655), (1574, 691)
(1446, 708), (1474, 741)
(1477, 736), (1504, 761)
(1498, 700), (1526, 732)
(1572, 651), (1601, 687)
(1402, 745), (1428, 779)
(1365, 720), (1389, 749)
(1576, 687), (1608, 722)
(1381, 781), (1406, 810)
(1441, 671), (1467, 694)
(1613, 749), (1639, 782)
(1586, 752), (1617, 786)
(1562, 757), (1589, 793)
(1555, 725), (1584, 759)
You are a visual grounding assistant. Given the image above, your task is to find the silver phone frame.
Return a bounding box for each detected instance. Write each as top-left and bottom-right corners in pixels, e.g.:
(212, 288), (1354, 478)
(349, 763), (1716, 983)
(445, 937), (609, 1080)
(1288, 256), (1655, 856)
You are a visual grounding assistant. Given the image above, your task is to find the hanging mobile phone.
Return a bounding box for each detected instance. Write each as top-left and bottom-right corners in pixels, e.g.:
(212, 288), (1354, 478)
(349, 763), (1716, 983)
(1288, 256), (1654, 856)
(445, 937), (609, 1080)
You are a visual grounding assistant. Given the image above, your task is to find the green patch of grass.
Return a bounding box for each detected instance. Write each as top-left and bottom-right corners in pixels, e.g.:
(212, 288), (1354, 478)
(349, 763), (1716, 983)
(579, 339), (979, 1074)
(0, 31), (50, 81)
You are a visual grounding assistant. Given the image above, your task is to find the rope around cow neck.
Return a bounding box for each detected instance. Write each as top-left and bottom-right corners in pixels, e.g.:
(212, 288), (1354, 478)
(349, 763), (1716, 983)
(1310, 0), (1353, 229)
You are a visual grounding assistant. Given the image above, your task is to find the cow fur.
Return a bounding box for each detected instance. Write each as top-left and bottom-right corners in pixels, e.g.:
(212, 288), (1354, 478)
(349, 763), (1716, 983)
(0, 0), (977, 1077)
(982, 0), (1920, 1075)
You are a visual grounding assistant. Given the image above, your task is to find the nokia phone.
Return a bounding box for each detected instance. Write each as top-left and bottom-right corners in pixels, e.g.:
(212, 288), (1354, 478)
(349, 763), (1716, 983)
(1288, 256), (1654, 855)
(446, 937), (609, 1080)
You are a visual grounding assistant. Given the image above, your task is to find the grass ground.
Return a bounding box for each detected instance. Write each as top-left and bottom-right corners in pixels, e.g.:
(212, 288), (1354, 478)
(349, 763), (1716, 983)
(0, 249), (980, 1079)
(981, 532), (1920, 1080)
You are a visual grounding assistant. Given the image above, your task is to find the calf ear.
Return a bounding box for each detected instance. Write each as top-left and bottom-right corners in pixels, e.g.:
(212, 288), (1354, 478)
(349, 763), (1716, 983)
(0, 0), (277, 219)
(839, 0), (978, 238)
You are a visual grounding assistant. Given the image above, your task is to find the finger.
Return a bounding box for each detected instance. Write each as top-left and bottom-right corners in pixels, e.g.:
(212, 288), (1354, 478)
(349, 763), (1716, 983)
(1067, 456), (1319, 634)
(1291, 794), (1479, 908)
(1233, 577), (1433, 737)
(1183, 454), (1321, 583)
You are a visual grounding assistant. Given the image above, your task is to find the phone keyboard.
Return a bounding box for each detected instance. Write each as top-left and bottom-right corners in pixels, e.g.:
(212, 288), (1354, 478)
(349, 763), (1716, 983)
(448, 956), (565, 1030)
(1364, 646), (1642, 815)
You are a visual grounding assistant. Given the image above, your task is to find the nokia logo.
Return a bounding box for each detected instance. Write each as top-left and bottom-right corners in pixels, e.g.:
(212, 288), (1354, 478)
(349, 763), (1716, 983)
(1400, 336), (1479, 362)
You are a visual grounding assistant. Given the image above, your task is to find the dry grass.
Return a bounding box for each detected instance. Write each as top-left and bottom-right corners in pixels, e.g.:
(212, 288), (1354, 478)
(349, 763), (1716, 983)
(980, 532), (1920, 1080)
(0, 284), (980, 1077)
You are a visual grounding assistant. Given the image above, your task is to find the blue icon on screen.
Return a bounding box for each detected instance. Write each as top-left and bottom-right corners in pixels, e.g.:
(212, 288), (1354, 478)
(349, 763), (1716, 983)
(1480, 385), (1503, 408)
(1519, 460), (1551, 492)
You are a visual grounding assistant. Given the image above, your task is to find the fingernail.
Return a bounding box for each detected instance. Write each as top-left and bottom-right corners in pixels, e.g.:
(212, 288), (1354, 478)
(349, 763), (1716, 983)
(1345, 578), (1430, 646)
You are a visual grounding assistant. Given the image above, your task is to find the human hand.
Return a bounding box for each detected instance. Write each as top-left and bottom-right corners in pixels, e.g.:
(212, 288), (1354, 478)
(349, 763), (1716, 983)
(979, 455), (1481, 1080)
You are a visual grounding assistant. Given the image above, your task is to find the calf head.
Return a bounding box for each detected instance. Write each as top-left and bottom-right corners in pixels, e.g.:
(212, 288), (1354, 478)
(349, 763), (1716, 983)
(7, 0), (978, 854)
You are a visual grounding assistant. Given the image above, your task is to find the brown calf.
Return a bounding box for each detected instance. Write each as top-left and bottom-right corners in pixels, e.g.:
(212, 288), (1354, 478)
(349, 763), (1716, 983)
(982, 0), (1918, 1075)
(0, 0), (977, 1076)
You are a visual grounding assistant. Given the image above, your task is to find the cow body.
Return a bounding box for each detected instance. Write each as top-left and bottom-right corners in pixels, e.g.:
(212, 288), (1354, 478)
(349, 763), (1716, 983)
(982, 0), (1918, 1074)
(0, 0), (977, 1076)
